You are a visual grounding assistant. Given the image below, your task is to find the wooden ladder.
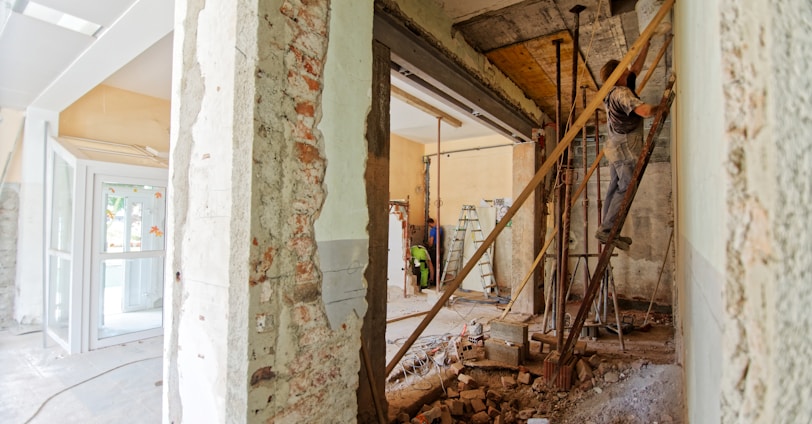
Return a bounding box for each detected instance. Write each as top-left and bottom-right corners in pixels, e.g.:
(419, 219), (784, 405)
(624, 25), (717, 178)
(559, 74), (677, 364)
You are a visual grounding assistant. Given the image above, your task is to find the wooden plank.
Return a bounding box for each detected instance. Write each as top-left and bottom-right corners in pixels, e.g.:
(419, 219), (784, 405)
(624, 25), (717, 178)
(390, 86), (463, 128)
(486, 44), (556, 99)
(488, 29), (599, 128)
(360, 40), (390, 423)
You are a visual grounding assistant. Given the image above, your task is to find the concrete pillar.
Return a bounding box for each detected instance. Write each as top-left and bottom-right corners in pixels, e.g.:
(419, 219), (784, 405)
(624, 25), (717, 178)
(511, 142), (540, 315)
(14, 107), (58, 325)
(165, 1), (372, 422)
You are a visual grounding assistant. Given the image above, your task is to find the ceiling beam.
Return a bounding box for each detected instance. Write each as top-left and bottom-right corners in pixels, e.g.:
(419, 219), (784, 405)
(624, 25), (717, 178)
(31, 0), (173, 111)
(390, 85), (462, 128)
(373, 9), (540, 143)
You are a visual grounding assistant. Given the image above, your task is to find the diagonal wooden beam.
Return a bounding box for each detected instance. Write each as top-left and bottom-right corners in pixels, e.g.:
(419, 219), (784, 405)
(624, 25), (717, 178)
(384, 0), (676, 376)
(638, 33), (674, 94)
(391, 85), (463, 128)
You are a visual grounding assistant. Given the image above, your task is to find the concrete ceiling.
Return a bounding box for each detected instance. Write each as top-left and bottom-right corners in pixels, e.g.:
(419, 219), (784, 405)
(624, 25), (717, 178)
(0, 0), (670, 141)
(445, 0), (672, 117)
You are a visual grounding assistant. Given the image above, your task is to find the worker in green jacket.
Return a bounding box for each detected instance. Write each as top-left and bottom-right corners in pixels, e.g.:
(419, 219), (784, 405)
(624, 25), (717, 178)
(409, 244), (434, 291)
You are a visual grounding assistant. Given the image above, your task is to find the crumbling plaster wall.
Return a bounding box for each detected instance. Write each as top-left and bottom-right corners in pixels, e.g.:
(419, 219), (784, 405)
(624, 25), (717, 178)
(717, 0), (812, 422)
(676, 0), (812, 422)
(165, 1), (365, 422)
(0, 185), (18, 329)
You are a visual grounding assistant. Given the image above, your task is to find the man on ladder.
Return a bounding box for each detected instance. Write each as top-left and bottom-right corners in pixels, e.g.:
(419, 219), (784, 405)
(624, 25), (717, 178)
(595, 54), (663, 251)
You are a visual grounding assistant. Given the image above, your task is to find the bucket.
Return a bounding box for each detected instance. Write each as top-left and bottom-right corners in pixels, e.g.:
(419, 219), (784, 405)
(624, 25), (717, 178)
(636, 0), (672, 36)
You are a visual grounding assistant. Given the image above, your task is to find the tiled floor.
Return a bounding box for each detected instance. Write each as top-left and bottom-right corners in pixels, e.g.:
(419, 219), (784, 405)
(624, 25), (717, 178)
(0, 328), (162, 424)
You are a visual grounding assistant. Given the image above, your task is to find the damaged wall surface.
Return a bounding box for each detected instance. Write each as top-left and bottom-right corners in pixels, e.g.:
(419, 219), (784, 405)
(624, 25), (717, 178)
(0, 185), (18, 329)
(676, 0), (812, 422)
(165, 0), (369, 422)
(717, 0), (812, 422)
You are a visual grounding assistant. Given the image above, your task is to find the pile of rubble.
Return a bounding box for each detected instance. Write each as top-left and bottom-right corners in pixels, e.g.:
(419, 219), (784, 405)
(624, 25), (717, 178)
(394, 354), (669, 424)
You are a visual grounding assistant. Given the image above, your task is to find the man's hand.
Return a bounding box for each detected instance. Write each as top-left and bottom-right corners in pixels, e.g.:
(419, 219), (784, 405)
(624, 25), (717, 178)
(634, 103), (660, 118)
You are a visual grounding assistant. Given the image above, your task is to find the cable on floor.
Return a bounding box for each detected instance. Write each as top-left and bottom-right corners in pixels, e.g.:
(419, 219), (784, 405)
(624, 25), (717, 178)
(23, 355), (162, 424)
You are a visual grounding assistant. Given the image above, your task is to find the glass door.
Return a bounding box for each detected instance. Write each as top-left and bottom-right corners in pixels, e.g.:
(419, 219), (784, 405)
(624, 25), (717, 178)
(46, 152), (76, 348)
(90, 179), (166, 348)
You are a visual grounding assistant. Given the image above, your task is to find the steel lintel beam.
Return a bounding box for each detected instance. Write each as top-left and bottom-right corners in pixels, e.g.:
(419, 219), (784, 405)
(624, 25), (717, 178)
(373, 9), (541, 143)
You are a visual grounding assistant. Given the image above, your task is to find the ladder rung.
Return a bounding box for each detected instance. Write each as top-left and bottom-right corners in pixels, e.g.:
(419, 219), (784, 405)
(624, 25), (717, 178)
(480, 273), (493, 278)
(484, 284), (497, 289)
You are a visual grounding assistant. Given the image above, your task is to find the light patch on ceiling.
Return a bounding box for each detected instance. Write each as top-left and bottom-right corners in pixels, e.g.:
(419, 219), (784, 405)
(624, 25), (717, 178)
(19, 1), (101, 37)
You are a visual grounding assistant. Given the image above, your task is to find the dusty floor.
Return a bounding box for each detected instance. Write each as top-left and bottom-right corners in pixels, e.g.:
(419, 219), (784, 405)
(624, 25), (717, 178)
(384, 285), (684, 423)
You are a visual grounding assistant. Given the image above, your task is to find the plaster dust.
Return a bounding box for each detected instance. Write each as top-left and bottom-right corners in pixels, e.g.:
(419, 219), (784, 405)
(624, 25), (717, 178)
(385, 289), (683, 423)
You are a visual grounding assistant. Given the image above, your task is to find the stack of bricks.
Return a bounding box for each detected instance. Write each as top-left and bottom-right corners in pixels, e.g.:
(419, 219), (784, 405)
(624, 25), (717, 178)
(484, 320), (529, 366)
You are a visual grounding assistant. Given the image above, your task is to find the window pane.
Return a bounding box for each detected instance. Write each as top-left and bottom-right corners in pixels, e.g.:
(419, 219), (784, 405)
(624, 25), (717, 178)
(105, 194), (126, 253)
(47, 256), (71, 342)
(50, 155), (74, 252)
(99, 257), (164, 339)
(103, 183), (165, 253)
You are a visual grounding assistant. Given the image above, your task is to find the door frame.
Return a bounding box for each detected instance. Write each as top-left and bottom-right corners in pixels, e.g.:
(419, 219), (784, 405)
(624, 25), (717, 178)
(86, 169), (167, 351)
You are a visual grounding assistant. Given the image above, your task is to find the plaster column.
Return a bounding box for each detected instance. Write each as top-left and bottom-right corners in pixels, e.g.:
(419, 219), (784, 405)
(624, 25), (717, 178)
(165, 1), (370, 422)
(511, 142), (540, 315)
(14, 107), (58, 325)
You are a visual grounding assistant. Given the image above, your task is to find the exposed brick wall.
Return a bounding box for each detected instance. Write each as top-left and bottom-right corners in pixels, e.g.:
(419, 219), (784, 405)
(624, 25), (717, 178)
(246, 1), (360, 422)
(0, 184), (19, 329)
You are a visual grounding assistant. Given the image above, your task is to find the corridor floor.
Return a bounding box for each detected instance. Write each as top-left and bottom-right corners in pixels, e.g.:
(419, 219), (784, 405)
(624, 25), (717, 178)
(0, 328), (162, 424)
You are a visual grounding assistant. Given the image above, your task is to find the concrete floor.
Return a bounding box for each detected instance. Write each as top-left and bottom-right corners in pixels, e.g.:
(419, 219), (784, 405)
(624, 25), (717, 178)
(0, 285), (502, 423)
(0, 328), (162, 424)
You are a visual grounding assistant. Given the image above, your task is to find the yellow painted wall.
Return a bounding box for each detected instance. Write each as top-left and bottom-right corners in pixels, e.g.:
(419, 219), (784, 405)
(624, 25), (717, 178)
(59, 84), (170, 152)
(389, 133), (426, 226)
(425, 134), (514, 226)
(0, 108), (25, 183)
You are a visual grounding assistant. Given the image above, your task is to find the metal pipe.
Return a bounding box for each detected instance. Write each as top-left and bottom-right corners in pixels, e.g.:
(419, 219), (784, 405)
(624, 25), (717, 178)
(423, 156), (430, 241)
(552, 37), (565, 350)
(423, 142), (514, 158)
(557, 3), (585, 351)
(581, 86), (590, 295)
(435, 117), (442, 287)
(384, 0), (674, 373)
(595, 107), (604, 321)
(596, 109), (602, 236)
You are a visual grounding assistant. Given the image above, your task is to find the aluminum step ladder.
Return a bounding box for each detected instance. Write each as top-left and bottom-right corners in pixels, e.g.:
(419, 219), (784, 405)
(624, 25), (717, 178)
(440, 205), (499, 297)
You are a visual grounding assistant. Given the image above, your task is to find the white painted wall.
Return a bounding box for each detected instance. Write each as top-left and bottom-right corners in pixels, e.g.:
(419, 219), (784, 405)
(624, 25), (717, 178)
(14, 107), (59, 324)
(316, 0), (374, 329)
(0, 108), (25, 183)
(674, 1), (724, 421)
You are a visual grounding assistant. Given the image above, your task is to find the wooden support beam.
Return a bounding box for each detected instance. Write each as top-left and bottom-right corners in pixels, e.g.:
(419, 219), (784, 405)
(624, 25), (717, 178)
(638, 33), (674, 94)
(391, 85), (463, 128)
(384, 0), (675, 377)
